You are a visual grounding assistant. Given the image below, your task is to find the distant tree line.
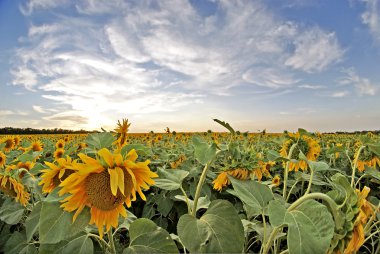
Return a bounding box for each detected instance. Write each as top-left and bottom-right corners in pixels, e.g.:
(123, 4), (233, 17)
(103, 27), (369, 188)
(0, 127), (99, 135)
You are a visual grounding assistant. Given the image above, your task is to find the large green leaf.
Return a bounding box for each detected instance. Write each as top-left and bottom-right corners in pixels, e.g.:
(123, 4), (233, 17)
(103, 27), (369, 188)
(229, 177), (274, 212)
(174, 195), (210, 212)
(268, 199), (287, 227)
(4, 231), (27, 254)
(177, 200), (244, 253)
(213, 119), (235, 135)
(154, 168), (189, 190)
(192, 136), (217, 165)
(123, 218), (178, 254)
(39, 201), (90, 244)
(0, 198), (25, 224)
(121, 144), (152, 156)
(25, 201), (42, 242)
(85, 132), (115, 150)
(62, 235), (93, 254)
(285, 200), (334, 254)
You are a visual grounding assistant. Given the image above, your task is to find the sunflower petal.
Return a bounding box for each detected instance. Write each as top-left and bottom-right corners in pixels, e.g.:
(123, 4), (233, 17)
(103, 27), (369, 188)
(116, 167), (124, 195)
(98, 148), (114, 168)
(127, 149), (138, 162)
(108, 168), (118, 196)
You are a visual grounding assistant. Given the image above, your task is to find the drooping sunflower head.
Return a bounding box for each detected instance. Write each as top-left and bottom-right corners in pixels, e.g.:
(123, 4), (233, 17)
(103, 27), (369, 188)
(55, 139), (65, 149)
(0, 152), (6, 168)
(272, 175), (281, 187)
(30, 140), (43, 152)
(54, 148), (65, 160)
(39, 156), (76, 193)
(212, 172), (230, 191)
(279, 132), (320, 171)
(0, 173), (30, 206)
(59, 148), (157, 238)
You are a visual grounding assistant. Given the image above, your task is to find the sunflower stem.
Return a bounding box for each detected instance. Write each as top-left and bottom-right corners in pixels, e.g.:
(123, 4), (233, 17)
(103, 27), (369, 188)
(192, 151), (220, 217)
(107, 229), (116, 254)
(180, 186), (192, 214)
(351, 145), (365, 187)
(282, 143), (297, 199)
(304, 167), (314, 195)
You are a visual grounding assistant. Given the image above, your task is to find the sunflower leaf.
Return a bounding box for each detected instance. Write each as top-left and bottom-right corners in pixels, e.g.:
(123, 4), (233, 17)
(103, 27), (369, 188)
(0, 198), (25, 225)
(123, 218), (178, 254)
(39, 201), (90, 244)
(154, 168), (189, 190)
(62, 235), (93, 254)
(192, 136), (217, 165)
(284, 200), (334, 254)
(177, 200), (244, 253)
(229, 177), (274, 213)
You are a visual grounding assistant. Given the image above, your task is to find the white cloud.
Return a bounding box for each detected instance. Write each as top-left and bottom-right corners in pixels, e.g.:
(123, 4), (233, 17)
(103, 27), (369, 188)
(339, 68), (378, 95)
(360, 0), (380, 43)
(32, 105), (48, 114)
(12, 0), (345, 129)
(0, 110), (14, 117)
(298, 84), (326, 89)
(285, 28), (344, 72)
(19, 0), (70, 16)
(331, 91), (350, 98)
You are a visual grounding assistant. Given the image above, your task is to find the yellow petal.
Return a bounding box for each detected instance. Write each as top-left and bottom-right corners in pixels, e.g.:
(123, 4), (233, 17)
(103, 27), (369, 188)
(114, 153), (123, 166)
(108, 168), (118, 196)
(127, 149), (138, 162)
(78, 153), (99, 165)
(98, 148), (114, 167)
(116, 167), (124, 195)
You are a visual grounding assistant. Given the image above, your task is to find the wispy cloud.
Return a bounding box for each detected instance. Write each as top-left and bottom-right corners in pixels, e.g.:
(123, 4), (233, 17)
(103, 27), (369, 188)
(285, 28), (344, 72)
(11, 0), (346, 129)
(339, 68), (378, 95)
(360, 0), (380, 44)
(298, 84), (326, 89)
(331, 91), (350, 98)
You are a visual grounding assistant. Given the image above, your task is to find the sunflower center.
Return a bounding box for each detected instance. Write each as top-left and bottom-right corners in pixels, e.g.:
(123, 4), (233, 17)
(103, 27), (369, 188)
(5, 139), (13, 149)
(84, 170), (132, 211)
(52, 169), (75, 187)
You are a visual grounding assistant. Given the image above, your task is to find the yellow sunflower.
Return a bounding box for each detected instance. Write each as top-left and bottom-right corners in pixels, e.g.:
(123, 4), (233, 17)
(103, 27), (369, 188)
(55, 139), (65, 149)
(3, 137), (14, 152)
(0, 173), (30, 206)
(39, 156), (76, 193)
(59, 148), (157, 238)
(280, 132), (321, 171)
(114, 119), (131, 148)
(13, 136), (21, 147)
(29, 140), (43, 152)
(54, 148), (65, 160)
(0, 152), (6, 168)
(272, 175), (281, 187)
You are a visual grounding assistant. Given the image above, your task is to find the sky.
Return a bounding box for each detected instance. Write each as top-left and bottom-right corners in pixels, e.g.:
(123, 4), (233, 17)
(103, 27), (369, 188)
(0, 0), (379, 133)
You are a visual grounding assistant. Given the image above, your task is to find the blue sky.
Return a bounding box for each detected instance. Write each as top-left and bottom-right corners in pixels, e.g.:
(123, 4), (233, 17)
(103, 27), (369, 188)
(0, 0), (379, 132)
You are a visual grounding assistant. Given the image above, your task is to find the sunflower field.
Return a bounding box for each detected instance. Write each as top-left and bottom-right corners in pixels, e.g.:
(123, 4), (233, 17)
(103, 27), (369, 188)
(0, 119), (379, 254)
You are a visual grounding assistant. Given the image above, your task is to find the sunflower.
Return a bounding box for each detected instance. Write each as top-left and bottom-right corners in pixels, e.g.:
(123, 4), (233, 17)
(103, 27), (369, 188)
(59, 148), (157, 238)
(0, 173), (30, 206)
(7, 161), (35, 178)
(114, 119), (131, 148)
(54, 148), (65, 160)
(55, 139), (65, 149)
(272, 175), (281, 187)
(39, 156), (76, 193)
(0, 152), (6, 168)
(342, 187), (373, 254)
(3, 137), (14, 152)
(29, 140), (43, 152)
(213, 168), (252, 191)
(13, 136), (20, 147)
(355, 145), (380, 172)
(280, 132), (321, 171)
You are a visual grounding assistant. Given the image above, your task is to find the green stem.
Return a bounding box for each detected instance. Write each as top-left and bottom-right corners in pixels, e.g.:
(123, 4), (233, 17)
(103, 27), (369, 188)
(180, 186), (192, 214)
(192, 162), (211, 216)
(107, 229), (116, 254)
(304, 168), (314, 195)
(260, 213), (267, 253)
(351, 146), (365, 187)
(286, 179), (299, 202)
(283, 143), (297, 199)
(191, 150), (220, 216)
(262, 227), (281, 254)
